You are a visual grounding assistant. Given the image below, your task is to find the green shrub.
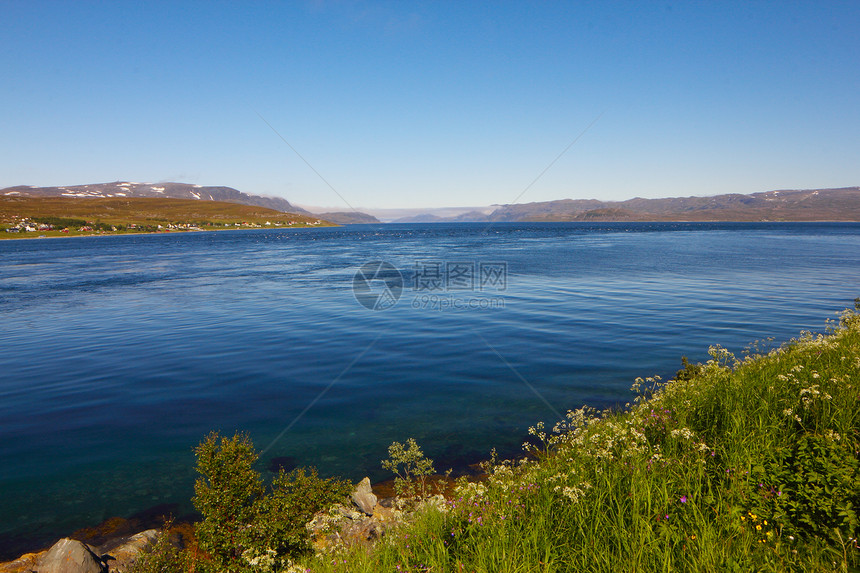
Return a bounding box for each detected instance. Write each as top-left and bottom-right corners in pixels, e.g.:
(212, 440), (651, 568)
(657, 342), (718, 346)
(381, 438), (436, 498)
(192, 432), (263, 572)
(254, 467), (352, 557)
(675, 356), (704, 381)
(192, 432), (351, 572)
(130, 520), (189, 573)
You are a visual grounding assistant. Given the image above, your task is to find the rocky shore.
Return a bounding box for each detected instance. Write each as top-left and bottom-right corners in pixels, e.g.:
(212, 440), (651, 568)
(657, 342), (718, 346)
(0, 531), (158, 573)
(0, 477), (448, 573)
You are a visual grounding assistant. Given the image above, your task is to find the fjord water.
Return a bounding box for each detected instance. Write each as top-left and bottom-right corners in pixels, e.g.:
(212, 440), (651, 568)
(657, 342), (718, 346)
(1, 222), (859, 555)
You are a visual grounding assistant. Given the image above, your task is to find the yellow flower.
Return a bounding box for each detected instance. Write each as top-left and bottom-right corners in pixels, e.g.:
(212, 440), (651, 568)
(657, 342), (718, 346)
(740, 516), (746, 521)
(763, 520), (768, 526)
(750, 513), (757, 521)
(756, 524), (762, 531)
(690, 534), (697, 540)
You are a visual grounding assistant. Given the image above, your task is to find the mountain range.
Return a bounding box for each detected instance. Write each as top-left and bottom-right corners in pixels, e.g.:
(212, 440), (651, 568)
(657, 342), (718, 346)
(389, 187), (860, 222)
(0, 181), (387, 224)
(0, 181), (311, 215)
(4, 183), (858, 223)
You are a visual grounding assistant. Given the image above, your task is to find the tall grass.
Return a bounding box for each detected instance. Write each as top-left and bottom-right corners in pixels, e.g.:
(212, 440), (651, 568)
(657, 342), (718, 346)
(305, 310), (860, 572)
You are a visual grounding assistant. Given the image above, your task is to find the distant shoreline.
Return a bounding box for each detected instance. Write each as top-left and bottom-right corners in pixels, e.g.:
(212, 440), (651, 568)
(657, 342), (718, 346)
(0, 195), (335, 239)
(3, 219), (860, 242)
(0, 224), (336, 241)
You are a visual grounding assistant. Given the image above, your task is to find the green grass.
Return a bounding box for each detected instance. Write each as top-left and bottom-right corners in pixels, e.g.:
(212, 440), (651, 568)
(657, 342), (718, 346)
(300, 309), (860, 572)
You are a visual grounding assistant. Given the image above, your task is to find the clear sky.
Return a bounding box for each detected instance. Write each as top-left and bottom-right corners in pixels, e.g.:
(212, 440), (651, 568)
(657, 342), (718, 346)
(2, 1), (858, 209)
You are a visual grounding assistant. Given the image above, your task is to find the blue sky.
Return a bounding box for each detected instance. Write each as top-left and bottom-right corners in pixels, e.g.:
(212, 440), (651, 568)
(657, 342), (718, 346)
(2, 1), (858, 209)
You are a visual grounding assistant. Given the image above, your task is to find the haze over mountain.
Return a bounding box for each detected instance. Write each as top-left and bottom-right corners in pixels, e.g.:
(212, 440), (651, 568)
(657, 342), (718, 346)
(0, 181), (310, 215)
(389, 187), (860, 223)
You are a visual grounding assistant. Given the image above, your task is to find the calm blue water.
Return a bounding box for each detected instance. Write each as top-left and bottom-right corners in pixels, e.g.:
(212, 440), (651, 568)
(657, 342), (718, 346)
(1, 222), (859, 556)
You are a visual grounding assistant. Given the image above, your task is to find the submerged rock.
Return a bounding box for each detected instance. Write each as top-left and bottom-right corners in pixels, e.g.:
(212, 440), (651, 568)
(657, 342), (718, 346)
(266, 456), (298, 474)
(37, 539), (106, 573)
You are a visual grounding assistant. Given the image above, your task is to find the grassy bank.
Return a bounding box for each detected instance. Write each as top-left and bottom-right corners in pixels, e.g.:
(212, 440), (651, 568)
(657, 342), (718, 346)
(139, 308), (860, 573)
(0, 197), (331, 238)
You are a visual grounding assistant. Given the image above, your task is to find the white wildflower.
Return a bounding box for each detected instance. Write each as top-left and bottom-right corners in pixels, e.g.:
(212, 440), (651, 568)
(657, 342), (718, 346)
(454, 481), (487, 501)
(670, 428), (694, 440)
(561, 482), (592, 503)
(826, 429), (842, 442)
(242, 548), (279, 573)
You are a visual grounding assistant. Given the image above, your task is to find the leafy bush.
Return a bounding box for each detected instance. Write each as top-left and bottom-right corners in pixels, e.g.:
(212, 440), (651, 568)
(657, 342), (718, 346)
(193, 432), (263, 572)
(675, 356), (703, 381)
(192, 432), (351, 572)
(381, 438), (435, 498)
(130, 520), (190, 573)
(254, 467), (352, 557)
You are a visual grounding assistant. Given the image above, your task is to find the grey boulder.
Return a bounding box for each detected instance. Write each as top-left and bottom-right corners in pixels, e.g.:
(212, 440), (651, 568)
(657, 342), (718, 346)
(351, 477), (378, 515)
(99, 529), (159, 573)
(37, 539), (106, 573)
